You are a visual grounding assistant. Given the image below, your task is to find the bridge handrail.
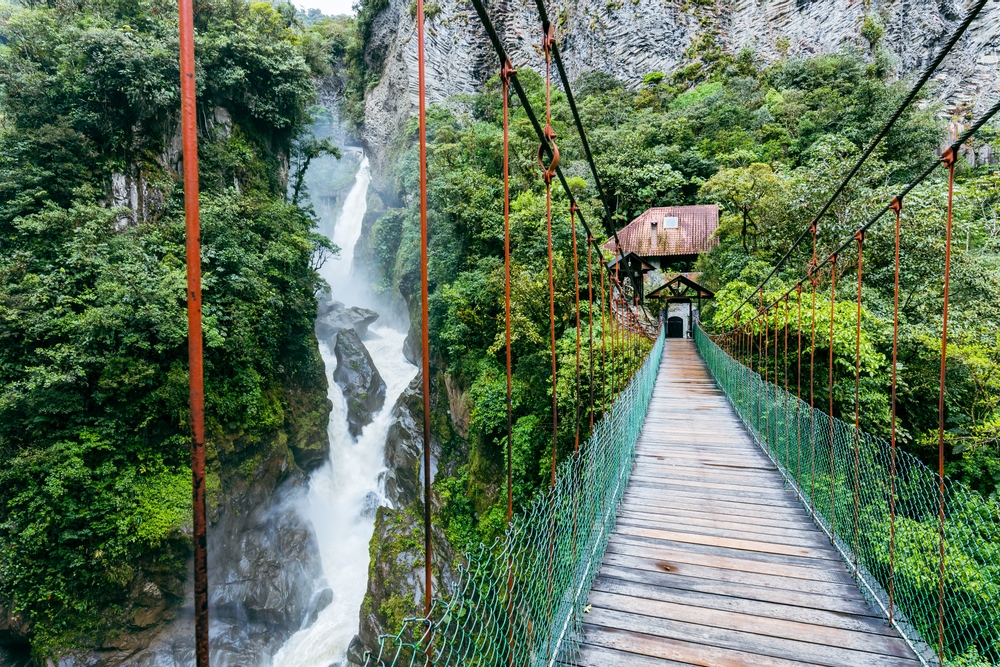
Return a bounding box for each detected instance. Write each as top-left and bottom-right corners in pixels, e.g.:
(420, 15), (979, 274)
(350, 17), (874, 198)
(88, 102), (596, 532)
(364, 325), (665, 666)
(695, 323), (1000, 667)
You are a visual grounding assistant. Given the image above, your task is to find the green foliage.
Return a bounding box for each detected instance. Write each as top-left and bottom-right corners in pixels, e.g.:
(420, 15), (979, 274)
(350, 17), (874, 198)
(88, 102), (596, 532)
(0, 0), (331, 656)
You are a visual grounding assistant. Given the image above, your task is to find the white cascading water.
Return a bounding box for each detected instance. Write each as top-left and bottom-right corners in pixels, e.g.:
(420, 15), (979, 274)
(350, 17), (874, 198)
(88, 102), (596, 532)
(272, 156), (417, 666)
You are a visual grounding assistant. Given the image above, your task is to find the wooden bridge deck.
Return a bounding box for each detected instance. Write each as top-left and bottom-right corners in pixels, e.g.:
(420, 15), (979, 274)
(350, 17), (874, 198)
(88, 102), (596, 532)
(578, 339), (919, 667)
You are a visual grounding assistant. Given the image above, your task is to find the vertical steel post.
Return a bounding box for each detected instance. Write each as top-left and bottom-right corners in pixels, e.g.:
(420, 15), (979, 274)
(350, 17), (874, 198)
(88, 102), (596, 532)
(177, 2), (209, 664)
(416, 0), (433, 616)
(937, 148), (958, 664)
(888, 196), (903, 624)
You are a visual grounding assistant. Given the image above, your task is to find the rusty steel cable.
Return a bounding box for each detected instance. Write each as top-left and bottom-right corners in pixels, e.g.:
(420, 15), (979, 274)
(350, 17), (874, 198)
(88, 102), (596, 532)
(796, 286), (804, 483)
(587, 238), (595, 427)
(783, 295), (790, 467)
(539, 22), (560, 488)
(571, 203), (581, 452)
(888, 196), (903, 625)
(500, 58), (516, 667)
(828, 255), (838, 545)
(851, 231), (864, 566)
(416, 0), (433, 615)
(809, 267), (819, 520)
(937, 147), (958, 663)
(501, 59), (515, 524)
(177, 0), (209, 663)
(600, 260), (607, 413)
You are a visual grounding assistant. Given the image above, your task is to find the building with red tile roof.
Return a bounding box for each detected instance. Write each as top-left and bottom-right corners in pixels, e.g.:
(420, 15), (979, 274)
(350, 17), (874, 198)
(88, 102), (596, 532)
(603, 205), (719, 270)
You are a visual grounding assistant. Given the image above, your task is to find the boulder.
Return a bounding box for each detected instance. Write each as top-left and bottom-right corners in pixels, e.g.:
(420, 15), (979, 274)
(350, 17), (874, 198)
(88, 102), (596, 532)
(316, 297), (380, 347)
(334, 330), (387, 437)
(380, 375), (424, 508)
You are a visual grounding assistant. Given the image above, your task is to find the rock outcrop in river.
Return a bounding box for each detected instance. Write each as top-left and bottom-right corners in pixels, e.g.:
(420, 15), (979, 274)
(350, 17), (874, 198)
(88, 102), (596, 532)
(334, 329), (388, 437)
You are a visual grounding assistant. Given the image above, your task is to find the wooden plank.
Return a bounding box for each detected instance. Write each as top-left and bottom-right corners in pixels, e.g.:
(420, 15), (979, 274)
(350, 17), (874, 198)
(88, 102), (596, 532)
(575, 642), (694, 667)
(625, 485), (805, 511)
(591, 576), (895, 636)
(629, 474), (793, 497)
(584, 607), (918, 667)
(601, 552), (861, 599)
(615, 515), (837, 550)
(608, 532), (847, 573)
(622, 492), (812, 522)
(597, 563), (875, 618)
(582, 626), (825, 667)
(617, 502), (817, 531)
(615, 524), (841, 560)
(588, 590), (912, 656)
(605, 536), (856, 584)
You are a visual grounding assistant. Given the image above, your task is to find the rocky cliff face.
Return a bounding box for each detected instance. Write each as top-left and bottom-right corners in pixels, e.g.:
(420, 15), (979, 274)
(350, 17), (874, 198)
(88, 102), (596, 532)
(358, 0), (999, 187)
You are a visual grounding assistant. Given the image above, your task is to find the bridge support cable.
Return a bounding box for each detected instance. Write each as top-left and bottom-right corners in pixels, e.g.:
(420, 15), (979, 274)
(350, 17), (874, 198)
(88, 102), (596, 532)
(827, 255), (838, 547)
(888, 196), (903, 626)
(570, 204), (583, 453)
(500, 59), (516, 667)
(936, 147), (958, 665)
(501, 59), (514, 526)
(416, 0), (433, 615)
(727, 0), (992, 319)
(177, 0), (210, 663)
(851, 231), (864, 569)
(540, 22), (560, 490)
(587, 238), (595, 428)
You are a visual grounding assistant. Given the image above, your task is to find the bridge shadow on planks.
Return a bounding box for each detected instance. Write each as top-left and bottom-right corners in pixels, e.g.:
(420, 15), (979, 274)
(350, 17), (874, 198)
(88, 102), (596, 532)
(577, 339), (919, 667)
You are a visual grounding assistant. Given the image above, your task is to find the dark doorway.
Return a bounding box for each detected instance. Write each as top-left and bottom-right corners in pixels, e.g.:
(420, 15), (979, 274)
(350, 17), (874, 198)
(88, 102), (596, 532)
(667, 316), (684, 338)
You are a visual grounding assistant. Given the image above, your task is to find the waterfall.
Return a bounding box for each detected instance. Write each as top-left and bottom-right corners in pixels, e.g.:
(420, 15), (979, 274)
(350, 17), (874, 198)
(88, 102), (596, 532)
(272, 156), (417, 666)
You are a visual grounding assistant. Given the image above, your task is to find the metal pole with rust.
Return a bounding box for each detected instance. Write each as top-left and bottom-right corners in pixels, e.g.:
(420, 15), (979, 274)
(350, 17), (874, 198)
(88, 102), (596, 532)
(177, 1), (209, 664)
(416, 0), (433, 616)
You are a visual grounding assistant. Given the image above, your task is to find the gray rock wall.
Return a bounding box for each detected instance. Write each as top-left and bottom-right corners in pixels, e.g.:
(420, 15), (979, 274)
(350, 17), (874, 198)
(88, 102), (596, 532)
(358, 0), (1000, 182)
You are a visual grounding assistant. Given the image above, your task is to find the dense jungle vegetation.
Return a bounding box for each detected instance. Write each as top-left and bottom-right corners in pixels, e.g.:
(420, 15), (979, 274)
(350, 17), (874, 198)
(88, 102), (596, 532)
(1, 0), (999, 659)
(0, 0), (343, 657)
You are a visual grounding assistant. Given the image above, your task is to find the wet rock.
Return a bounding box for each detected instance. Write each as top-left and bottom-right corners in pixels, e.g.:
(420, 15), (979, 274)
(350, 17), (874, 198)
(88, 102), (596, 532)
(0, 645), (31, 667)
(316, 298), (380, 345)
(346, 635), (366, 666)
(380, 375), (424, 508)
(360, 492), (382, 519)
(302, 588), (334, 630)
(0, 605), (30, 652)
(334, 330), (387, 437)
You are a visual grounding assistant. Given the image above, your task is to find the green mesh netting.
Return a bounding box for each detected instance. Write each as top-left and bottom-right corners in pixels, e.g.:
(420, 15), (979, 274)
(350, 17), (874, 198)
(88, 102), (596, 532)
(364, 327), (665, 667)
(695, 324), (1000, 667)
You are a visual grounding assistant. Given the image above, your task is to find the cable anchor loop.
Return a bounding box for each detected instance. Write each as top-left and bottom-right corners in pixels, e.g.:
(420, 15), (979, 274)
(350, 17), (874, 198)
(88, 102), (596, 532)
(537, 124), (559, 184)
(499, 58), (516, 83)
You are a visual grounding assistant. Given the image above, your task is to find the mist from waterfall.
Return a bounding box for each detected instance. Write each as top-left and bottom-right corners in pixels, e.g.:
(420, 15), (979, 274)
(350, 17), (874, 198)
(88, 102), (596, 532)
(272, 156), (417, 666)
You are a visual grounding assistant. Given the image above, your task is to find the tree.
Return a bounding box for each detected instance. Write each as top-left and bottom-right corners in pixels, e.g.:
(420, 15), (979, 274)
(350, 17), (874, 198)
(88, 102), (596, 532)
(700, 163), (783, 252)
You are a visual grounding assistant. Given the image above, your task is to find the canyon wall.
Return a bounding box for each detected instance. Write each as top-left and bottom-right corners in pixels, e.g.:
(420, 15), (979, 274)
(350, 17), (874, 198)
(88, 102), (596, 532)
(357, 0), (999, 185)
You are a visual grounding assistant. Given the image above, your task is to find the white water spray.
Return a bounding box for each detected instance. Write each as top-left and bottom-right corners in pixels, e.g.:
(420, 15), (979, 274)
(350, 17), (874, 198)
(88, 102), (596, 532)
(272, 156), (416, 666)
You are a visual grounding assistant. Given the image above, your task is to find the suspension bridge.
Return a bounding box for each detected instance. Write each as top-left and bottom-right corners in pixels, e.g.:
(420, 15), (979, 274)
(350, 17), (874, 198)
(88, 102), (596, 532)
(165, 0), (1000, 661)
